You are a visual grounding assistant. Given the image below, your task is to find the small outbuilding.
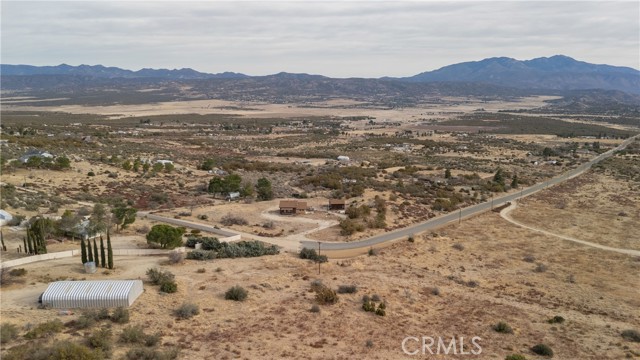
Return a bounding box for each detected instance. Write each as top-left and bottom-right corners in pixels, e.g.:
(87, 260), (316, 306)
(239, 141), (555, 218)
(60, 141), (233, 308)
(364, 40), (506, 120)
(328, 199), (346, 210)
(40, 280), (143, 308)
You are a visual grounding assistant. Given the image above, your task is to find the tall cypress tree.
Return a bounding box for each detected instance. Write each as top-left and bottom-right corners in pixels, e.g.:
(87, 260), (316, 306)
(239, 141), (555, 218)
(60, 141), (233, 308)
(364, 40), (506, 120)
(80, 238), (87, 264)
(93, 238), (100, 268)
(100, 236), (106, 268)
(1, 230), (6, 251)
(87, 237), (94, 262)
(107, 230), (114, 270)
(22, 237), (27, 254)
(26, 228), (33, 254)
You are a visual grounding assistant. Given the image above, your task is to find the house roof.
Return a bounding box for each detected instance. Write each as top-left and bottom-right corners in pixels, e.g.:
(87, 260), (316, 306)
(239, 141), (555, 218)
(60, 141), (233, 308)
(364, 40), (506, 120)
(279, 200), (307, 209)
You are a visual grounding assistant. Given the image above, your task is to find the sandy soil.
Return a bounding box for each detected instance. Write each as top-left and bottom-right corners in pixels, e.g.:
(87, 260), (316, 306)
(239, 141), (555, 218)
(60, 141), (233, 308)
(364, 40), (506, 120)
(510, 172), (640, 251)
(1, 202), (638, 359)
(5, 96), (556, 121)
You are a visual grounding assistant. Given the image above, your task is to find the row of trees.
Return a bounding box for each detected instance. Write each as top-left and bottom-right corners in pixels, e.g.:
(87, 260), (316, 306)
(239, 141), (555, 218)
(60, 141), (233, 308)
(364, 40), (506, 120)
(208, 174), (273, 201)
(80, 231), (114, 269)
(21, 217), (51, 255)
(122, 159), (174, 173)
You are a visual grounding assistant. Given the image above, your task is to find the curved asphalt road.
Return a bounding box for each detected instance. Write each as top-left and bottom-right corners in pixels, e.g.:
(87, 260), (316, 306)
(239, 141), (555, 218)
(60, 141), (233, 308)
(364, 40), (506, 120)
(301, 135), (639, 251)
(139, 212), (238, 238)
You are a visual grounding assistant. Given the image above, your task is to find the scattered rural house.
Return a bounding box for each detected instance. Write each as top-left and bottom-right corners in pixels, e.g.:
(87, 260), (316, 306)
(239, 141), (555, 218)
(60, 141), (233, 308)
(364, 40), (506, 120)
(66, 219), (102, 240)
(279, 200), (308, 215)
(226, 192), (240, 201)
(0, 210), (13, 226)
(40, 280), (144, 308)
(337, 155), (350, 162)
(328, 199), (346, 210)
(155, 159), (173, 165)
(19, 150), (54, 163)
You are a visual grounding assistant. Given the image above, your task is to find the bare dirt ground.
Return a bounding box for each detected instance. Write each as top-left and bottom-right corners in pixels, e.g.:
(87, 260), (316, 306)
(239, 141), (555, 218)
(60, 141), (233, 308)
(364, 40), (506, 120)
(5, 96), (556, 121)
(2, 160), (639, 358)
(510, 172), (640, 251)
(2, 199), (638, 359)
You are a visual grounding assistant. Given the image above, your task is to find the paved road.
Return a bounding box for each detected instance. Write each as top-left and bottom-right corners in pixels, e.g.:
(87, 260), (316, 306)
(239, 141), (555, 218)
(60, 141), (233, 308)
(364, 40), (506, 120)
(301, 135), (639, 251)
(139, 212), (238, 238)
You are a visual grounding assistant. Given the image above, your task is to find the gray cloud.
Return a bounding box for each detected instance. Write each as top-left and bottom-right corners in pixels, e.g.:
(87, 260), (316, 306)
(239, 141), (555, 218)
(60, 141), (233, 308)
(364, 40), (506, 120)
(2, 1), (638, 77)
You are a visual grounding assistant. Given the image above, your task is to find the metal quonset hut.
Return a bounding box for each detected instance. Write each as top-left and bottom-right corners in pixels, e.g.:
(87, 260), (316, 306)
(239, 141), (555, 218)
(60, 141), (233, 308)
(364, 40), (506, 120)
(41, 280), (144, 308)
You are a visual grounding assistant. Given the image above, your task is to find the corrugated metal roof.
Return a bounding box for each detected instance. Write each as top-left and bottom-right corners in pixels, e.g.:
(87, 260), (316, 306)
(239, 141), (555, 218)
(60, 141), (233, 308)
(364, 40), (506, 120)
(41, 280), (143, 308)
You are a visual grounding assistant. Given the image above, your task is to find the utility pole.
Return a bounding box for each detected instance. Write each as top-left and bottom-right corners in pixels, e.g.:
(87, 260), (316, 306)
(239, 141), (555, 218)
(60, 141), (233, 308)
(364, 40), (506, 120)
(458, 207), (462, 225)
(491, 195), (494, 210)
(317, 242), (321, 275)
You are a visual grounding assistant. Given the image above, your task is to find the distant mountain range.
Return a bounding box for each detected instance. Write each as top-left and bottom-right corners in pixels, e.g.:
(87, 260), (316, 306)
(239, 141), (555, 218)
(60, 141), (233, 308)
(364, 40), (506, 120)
(0, 63), (248, 80)
(2, 55), (639, 110)
(2, 55), (639, 94)
(397, 55), (639, 94)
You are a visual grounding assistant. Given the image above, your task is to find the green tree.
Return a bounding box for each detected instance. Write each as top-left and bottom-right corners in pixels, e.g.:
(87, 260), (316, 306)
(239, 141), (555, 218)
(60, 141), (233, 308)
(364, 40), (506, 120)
(89, 204), (108, 236)
(445, 168), (452, 179)
(93, 238), (100, 268)
(493, 168), (505, 186)
(58, 210), (80, 239)
(511, 175), (519, 189)
(100, 236), (106, 268)
(132, 158), (142, 172)
(25, 156), (42, 169)
(80, 238), (87, 264)
(122, 160), (132, 171)
(54, 156), (71, 170)
(146, 224), (185, 249)
(255, 177), (273, 201)
(164, 163), (175, 173)
(208, 177), (224, 197)
(111, 206), (137, 231)
(240, 181), (255, 198)
(107, 230), (114, 269)
(152, 162), (164, 173)
(542, 147), (555, 157)
(201, 158), (216, 171)
(223, 174), (242, 194)
(142, 162), (150, 173)
(87, 236), (94, 262)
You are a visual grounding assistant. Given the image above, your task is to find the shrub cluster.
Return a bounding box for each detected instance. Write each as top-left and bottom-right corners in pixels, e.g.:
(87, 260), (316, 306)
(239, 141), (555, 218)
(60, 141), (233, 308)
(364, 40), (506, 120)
(547, 316), (565, 324)
(505, 355), (527, 360)
(0, 322), (19, 344)
(3, 340), (103, 360)
(124, 347), (180, 360)
(185, 237), (279, 260)
(225, 285), (248, 301)
(175, 302), (200, 319)
(220, 214), (248, 226)
(146, 268), (178, 293)
(362, 295), (386, 316)
(621, 329), (640, 342)
(312, 282), (338, 305)
(24, 319), (64, 339)
(492, 321), (514, 334)
(337, 285), (358, 294)
(531, 344), (553, 357)
(119, 325), (161, 347)
(299, 248), (328, 263)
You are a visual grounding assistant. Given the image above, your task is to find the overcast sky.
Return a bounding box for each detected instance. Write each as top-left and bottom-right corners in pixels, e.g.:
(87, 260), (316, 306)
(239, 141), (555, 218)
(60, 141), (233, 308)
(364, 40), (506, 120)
(1, 1), (638, 77)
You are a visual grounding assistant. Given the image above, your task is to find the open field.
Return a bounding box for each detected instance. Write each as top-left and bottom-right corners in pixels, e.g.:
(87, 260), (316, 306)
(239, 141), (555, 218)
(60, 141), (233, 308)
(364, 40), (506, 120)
(1, 182), (639, 358)
(1, 93), (639, 359)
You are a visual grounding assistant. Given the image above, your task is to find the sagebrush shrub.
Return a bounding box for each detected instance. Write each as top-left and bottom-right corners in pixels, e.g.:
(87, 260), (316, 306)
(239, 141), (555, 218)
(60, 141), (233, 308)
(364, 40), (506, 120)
(175, 303), (200, 319)
(225, 285), (248, 301)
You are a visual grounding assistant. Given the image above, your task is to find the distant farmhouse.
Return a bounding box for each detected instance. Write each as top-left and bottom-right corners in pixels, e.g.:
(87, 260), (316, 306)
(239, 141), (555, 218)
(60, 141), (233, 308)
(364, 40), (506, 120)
(279, 200), (308, 215)
(19, 150), (54, 163)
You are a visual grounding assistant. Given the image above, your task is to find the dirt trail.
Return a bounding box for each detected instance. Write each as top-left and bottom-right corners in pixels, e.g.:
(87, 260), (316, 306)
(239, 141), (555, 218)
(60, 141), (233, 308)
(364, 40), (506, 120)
(500, 202), (640, 256)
